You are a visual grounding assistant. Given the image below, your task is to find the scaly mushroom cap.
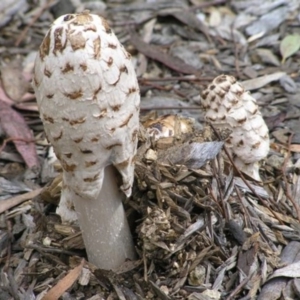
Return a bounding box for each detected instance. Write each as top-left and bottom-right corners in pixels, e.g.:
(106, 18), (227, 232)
(201, 75), (269, 180)
(33, 11), (140, 200)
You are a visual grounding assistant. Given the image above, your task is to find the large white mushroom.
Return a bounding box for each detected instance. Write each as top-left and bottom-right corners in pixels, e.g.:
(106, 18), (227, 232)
(201, 75), (269, 180)
(33, 11), (140, 269)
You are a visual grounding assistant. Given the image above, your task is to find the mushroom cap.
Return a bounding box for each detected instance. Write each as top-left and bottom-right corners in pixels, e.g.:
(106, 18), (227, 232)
(33, 11), (140, 199)
(201, 75), (269, 179)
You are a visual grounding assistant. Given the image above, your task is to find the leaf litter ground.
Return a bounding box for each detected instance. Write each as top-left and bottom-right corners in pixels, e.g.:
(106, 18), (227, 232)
(0, 0), (300, 299)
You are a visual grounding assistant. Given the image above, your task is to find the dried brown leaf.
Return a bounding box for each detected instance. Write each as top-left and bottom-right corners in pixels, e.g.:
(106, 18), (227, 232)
(268, 261), (300, 280)
(129, 32), (201, 76)
(0, 101), (39, 169)
(42, 259), (85, 300)
(242, 72), (286, 90)
(0, 188), (42, 214)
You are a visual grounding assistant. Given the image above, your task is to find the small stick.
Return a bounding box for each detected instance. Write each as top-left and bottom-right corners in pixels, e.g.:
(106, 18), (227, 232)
(15, 0), (55, 46)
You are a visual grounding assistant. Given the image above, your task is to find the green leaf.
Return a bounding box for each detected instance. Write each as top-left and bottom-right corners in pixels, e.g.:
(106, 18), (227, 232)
(280, 34), (300, 64)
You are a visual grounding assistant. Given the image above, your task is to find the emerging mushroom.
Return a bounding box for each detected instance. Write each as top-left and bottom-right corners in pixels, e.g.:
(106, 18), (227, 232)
(201, 75), (269, 180)
(33, 11), (140, 269)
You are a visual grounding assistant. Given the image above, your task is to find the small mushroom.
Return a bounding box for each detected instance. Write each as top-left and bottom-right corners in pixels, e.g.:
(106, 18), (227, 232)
(201, 75), (269, 180)
(33, 11), (140, 269)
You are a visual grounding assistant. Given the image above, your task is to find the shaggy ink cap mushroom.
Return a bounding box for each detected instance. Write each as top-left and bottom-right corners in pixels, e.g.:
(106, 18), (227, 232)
(33, 11), (139, 269)
(201, 75), (269, 180)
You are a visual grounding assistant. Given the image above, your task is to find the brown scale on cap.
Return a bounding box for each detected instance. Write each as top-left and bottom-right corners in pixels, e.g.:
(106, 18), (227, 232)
(85, 160), (97, 168)
(73, 137), (83, 143)
(68, 31), (86, 51)
(72, 10), (93, 25)
(79, 63), (87, 71)
(115, 158), (130, 169)
(53, 131), (63, 141)
(53, 27), (67, 55)
(42, 114), (54, 123)
(61, 63), (74, 73)
(108, 43), (117, 49)
(105, 143), (122, 150)
(93, 37), (101, 59)
(100, 17), (112, 34)
(119, 113), (133, 128)
(44, 68), (52, 78)
(111, 104), (121, 111)
(93, 85), (102, 100)
(80, 148), (93, 154)
(61, 160), (77, 172)
(39, 31), (51, 60)
(64, 90), (83, 100)
(83, 173), (100, 183)
(68, 117), (86, 126)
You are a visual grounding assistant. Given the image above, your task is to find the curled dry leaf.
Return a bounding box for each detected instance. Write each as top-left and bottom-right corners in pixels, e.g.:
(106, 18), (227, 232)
(0, 101), (39, 169)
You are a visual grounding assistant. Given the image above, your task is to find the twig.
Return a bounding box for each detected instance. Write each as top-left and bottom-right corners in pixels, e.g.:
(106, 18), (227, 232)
(15, 0), (55, 46)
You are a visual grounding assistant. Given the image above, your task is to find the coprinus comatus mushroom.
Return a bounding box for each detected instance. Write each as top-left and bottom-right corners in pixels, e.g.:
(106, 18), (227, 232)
(33, 11), (139, 269)
(201, 75), (269, 181)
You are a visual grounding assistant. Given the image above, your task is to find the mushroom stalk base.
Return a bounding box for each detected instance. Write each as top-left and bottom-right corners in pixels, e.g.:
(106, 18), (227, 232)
(72, 165), (136, 270)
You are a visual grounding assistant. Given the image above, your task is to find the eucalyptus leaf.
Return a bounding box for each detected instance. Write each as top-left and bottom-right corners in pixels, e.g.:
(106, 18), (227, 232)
(280, 34), (300, 63)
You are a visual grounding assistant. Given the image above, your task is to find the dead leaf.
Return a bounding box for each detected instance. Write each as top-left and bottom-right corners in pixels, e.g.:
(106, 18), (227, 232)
(280, 34), (300, 64)
(0, 60), (29, 102)
(268, 261), (300, 281)
(256, 48), (280, 66)
(0, 81), (14, 105)
(0, 188), (42, 214)
(157, 141), (224, 168)
(42, 259), (85, 300)
(290, 144), (300, 153)
(129, 31), (202, 76)
(241, 72), (286, 90)
(0, 101), (39, 169)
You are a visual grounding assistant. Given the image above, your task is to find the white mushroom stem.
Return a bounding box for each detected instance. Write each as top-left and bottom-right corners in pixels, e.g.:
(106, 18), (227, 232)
(71, 165), (136, 268)
(33, 11), (140, 269)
